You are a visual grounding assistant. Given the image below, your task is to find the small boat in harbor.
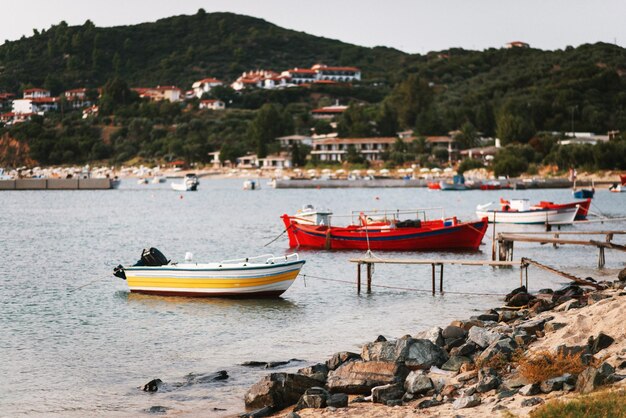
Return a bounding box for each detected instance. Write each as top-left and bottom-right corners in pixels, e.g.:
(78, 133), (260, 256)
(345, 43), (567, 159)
(572, 180), (594, 199)
(480, 181), (502, 190)
(243, 179), (260, 190)
(427, 181), (441, 190)
(528, 198), (591, 221)
(609, 175), (626, 193)
(152, 175), (167, 184)
(439, 175), (468, 191)
(171, 173), (199, 191)
(476, 199), (578, 224)
(113, 248), (304, 298)
(281, 207), (488, 251)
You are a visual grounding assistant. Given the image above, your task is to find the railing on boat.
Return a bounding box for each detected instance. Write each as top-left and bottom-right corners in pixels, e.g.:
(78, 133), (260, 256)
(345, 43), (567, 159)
(220, 253), (300, 264)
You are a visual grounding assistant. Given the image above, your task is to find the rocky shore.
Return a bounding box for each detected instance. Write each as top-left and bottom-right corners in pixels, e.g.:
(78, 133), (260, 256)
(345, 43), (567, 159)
(241, 268), (626, 418)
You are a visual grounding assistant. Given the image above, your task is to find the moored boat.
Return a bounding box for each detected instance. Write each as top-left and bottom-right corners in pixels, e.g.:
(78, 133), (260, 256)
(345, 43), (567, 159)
(476, 199), (578, 224)
(171, 173), (199, 191)
(529, 198), (591, 220)
(113, 248), (304, 298)
(439, 175), (468, 191)
(427, 181), (441, 190)
(281, 208), (488, 251)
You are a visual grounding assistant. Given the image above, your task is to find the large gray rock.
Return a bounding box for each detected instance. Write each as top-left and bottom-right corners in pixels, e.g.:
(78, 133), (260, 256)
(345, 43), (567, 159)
(361, 338), (448, 369)
(244, 373), (320, 410)
(294, 387), (329, 411)
(452, 394), (481, 409)
(404, 371), (433, 395)
(576, 363), (615, 394)
(468, 326), (501, 349)
(517, 317), (552, 335)
(441, 356), (471, 372)
(519, 383), (541, 396)
(326, 352), (361, 371)
(588, 332), (615, 354)
(327, 393), (348, 408)
(297, 363), (329, 383)
(521, 397), (544, 407)
(442, 325), (467, 340)
(476, 367), (500, 393)
(371, 383), (405, 404)
(540, 374), (576, 393)
(326, 361), (408, 394)
(476, 337), (518, 364)
(415, 327), (445, 347)
(618, 267), (626, 281)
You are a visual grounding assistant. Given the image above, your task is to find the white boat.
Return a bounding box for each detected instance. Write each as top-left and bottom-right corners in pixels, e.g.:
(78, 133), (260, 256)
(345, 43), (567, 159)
(243, 179), (260, 190)
(113, 248), (304, 298)
(171, 173), (199, 191)
(137, 178), (148, 185)
(152, 176), (166, 184)
(609, 184), (625, 193)
(476, 199), (578, 224)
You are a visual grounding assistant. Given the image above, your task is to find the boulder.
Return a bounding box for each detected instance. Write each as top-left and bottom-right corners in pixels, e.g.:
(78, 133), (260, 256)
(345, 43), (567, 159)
(519, 383), (541, 396)
(375, 335), (387, 342)
(360, 340), (401, 363)
(507, 292), (534, 307)
(326, 361), (408, 394)
(456, 370), (478, 382)
(244, 373), (320, 409)
(505, 285), (528, 301)
(417, 398), (443, 409)
(452, 394), (481, 409)
(297, 363), (329, 383)
(326, 352), (361, 371)
(588, 332), (615, 354)
(444, 337), (466, 351)
(404, 371), (433, 395)
(442, 325), (467, 340)
(477, 337), (518, 364)
(497, 388), (518, 399)
(239, 406), (275, 418)
(468, 326), (501, 349)
(529, 299), (554, 314)
(371, 383), (405, 404)
(517, 317), (552, 335)
(294, 387), (329, 411)
(576, 363), (615, 394)
(475, 312), (500, 322)
(544, 322), (567, 333)
(618, 267), (626, 281)
(143, 379), (163, 392)
(556, 345), (591, 359)
(441, 356), (471, 372)
(441, 384), (459, 398)
(415, 327), (445, 347)
(540, 374), (576, 393)
(476, 367), (501, 393)
(554, 299), (582, 312)
(521, 397), (544, 407)
(183, 371), (228, 385)
(327, 393), (348, 408)
(404, 339), (449, 369)
(498, 310), (518, 323)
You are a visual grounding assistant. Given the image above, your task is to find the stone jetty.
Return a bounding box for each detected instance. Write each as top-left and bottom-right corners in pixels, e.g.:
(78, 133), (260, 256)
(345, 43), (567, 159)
(242, 267), (626, 417)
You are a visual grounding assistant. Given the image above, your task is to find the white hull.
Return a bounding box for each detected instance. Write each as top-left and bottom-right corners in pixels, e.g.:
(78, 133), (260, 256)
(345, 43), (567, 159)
(476, 207), (578, 224)
(121, 255), (304, 297)
(171, 182), (194, 191)
(610, 185), (625, 193)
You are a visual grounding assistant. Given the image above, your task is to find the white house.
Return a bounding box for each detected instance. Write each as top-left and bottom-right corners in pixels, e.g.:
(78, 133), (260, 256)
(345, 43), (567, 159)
(311, 64), (361, 83)
(258, 153), (292, 169)
(23, 88), (50, 99)
(12, 97), (58, 115)
(191, 78), (223, 98)
(132, 86), (181, 102)
(311, 104), (348, 119)
(199, 99), (225, 110)
(280, 68), (317, 86)
(276, 135), (313, 147)
(311, 137), (399, 162)
(236, 154), (259, 168)
(64, 88), (92, 109)
(231, 70), (280, 90)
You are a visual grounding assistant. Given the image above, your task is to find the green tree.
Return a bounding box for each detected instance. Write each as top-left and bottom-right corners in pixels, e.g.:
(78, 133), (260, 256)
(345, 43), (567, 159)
(495, 111), (535, 144)
(388, 74), (433, 129)
(248, 103), (287, 158)
(99, 78), (138, 115)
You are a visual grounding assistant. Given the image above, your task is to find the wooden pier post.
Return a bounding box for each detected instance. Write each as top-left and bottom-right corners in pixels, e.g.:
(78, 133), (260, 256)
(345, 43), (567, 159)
(357, 262), (361, 294)
(431, 263), (436, 295)
(525, 264), (529, 290)
(598, 247), (605, 268)
(439, 264), (444, 293)
(491, 213), (497, 261)
(366, 262), (372, 294)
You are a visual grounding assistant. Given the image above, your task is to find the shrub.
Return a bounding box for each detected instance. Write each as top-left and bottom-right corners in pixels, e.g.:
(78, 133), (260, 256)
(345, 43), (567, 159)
(517, 350), (587, 384)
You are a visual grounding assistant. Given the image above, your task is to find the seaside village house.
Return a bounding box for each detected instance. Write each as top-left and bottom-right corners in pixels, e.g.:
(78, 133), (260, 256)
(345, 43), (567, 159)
(131, 86), (182, 102)
(311, 103), (349, 120)
(231, 64), (361, 91)
(235, 153), (292, 170)
(12, 88), (58, 115)
(191, 78), (223, 98)
(426, 136), (459, 164)
(199, 99), (226, 110)
(63, 88), (92, 109)
(311, 137), (399, 162)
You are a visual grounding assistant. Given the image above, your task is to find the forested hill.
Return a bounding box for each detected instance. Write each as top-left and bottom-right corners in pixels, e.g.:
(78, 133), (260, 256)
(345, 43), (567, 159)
(0, 10), (410, 93)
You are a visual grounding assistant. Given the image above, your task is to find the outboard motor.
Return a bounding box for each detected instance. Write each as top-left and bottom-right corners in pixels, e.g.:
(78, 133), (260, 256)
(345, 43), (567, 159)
(137, 247), (170, 266)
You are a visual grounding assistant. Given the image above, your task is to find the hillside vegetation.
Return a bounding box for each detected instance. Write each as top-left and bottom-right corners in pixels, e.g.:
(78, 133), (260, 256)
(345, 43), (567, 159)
(0, 11), (625, 170)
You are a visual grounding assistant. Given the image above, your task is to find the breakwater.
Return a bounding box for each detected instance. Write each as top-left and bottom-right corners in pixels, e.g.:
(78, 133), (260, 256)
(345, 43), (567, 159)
(272, 178), (578, 189)
(0, 178), (114, 190)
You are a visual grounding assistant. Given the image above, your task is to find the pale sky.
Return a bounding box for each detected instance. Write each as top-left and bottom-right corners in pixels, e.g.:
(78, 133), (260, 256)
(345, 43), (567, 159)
(1, 0), (625, 53)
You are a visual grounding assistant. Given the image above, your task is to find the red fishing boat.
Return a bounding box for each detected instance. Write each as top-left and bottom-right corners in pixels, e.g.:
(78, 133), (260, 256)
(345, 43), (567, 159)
(500, 198), (591, 220)
(281, 208), (488, 251)
(427, 181), (441, 190)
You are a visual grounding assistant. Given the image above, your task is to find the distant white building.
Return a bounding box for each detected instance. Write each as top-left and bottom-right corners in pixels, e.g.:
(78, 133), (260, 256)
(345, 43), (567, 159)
(276, 134), (313, 147)
(13, 98), (58, 115)
(23, 88), (51, 99)
(311, 64), (361, 83)
(199, 99), (225, 110)
(132, 86), (182, 102)
(258, 153), (292, 169)
(559, 132), (610, 146)
(311, 104), (349, 119)
(505, 41), (530, 49)
(64, 88), (92, 109)
(191, 78), (223, 98)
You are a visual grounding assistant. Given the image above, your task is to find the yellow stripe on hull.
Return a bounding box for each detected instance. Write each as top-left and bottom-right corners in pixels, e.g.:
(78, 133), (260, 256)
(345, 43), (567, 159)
(126, 270), (299, 289)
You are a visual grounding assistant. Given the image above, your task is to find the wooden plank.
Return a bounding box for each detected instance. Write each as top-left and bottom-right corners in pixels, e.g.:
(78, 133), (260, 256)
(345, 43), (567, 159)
(499, 234), (626, 251)
(499, 230), (626, 236)
(349, 258), (521, 266)
(521, 258), (602, 290)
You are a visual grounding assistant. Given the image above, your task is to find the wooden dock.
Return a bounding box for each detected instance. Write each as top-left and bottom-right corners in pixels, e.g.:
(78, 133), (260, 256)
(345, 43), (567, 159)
(0, 178), (115, 190)
(495, 230), (626, 267)
(348, 256), (602, 295)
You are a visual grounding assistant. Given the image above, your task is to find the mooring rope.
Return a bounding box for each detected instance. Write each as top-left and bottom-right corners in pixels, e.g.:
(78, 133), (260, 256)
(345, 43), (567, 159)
(298, 273), (509, 297)
(263, 224), (292, 248)
(68, 275), (109, 292)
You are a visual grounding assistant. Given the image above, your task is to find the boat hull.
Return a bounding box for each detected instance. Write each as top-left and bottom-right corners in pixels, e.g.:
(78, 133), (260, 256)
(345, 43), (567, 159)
(123, 260), (304, 297)
(476, 207), (578, 224)
(573, 189), (594, 199)
(282, 215), (488, 251)
(532, 199), (591, 221)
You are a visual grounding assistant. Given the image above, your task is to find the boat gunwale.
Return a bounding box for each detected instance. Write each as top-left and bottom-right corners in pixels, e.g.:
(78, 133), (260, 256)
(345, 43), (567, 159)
(123, 259), (305, 272)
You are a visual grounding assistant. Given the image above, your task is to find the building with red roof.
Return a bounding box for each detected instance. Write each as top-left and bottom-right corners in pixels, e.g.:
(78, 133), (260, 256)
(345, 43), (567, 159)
(191, 77), (223, 98)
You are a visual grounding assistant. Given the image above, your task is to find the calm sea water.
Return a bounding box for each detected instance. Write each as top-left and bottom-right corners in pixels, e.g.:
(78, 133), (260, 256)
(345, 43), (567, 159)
(1, 178), (624, 417)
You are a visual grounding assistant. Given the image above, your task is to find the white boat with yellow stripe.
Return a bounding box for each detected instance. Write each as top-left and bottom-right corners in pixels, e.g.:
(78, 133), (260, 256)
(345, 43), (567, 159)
(113, 248), (304, 298)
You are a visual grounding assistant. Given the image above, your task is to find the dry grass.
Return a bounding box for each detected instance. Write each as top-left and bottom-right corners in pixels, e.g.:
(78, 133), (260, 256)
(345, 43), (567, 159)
(517, 350), (588, 384)
(475, 348), (525, 372)
(530, 389), (626, 418)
